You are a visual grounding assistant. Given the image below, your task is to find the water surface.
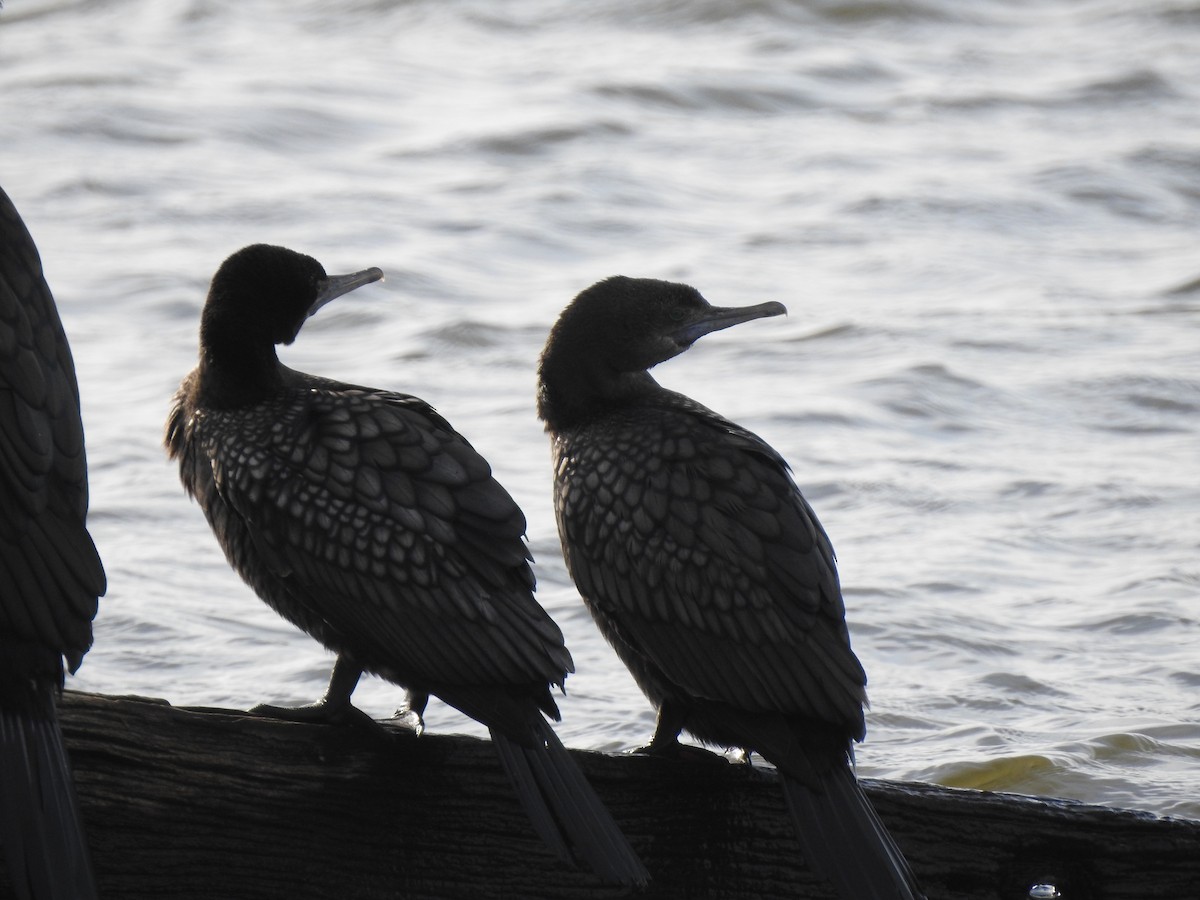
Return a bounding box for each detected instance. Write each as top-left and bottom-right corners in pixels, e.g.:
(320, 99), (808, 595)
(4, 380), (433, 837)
(2, 0), (1198, 819)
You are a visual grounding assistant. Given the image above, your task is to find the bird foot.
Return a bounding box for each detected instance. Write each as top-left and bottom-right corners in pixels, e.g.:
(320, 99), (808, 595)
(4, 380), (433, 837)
(390, 706), (425, 736)
(630, 741), (729, 766)
(249, 700), (381, 731)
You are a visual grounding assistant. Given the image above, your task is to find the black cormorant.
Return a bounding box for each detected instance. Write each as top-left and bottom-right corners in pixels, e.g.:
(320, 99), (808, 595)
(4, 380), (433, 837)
(0, 185), (105, 900)
(165, 244), (647, 886)
(538, 275), (924, 899)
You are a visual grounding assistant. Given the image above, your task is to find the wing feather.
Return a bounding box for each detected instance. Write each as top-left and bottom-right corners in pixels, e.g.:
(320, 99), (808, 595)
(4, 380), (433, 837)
(181, 385), (570, 692)
(0, 186), (103, 672)
(556, 395), (866, 735)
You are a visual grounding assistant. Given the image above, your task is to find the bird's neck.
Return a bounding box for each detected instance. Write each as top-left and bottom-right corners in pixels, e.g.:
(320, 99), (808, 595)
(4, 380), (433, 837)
(196, 334), (285, 409)
(538, 347), (658, 433)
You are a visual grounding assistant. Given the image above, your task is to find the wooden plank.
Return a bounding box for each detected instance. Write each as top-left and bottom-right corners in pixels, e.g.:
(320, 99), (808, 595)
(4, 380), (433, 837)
(4, 692), (1195, 899)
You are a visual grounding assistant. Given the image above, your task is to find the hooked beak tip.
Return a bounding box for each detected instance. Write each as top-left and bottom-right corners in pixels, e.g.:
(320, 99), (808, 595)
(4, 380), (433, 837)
(309, 265), (384, 317)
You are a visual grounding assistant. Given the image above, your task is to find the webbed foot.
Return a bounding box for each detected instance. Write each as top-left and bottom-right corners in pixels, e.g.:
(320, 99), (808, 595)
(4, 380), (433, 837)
(249, 655), (380, 730)
(249, 699), (380, 731)
(627, 701), (728, 765)
(630, 741), (730, 766)
(391, 689), (428, 735)
(390, 706), (425, 735)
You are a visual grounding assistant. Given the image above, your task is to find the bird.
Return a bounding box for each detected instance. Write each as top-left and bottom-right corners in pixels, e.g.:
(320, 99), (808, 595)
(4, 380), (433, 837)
(164, 244), (647, 886)
(537, 275), (925, 899)
(0, 184), (105, 900)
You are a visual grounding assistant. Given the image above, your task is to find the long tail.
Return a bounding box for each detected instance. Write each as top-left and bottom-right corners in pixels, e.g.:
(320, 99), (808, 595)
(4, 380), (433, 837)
(0, 699), (98, 900)
(781, 764), (924, 900)
(490, 718), (648, 887)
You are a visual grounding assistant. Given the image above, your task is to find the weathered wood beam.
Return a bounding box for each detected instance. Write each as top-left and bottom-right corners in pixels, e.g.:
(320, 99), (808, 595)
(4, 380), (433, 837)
(4, 692), (1196, 899)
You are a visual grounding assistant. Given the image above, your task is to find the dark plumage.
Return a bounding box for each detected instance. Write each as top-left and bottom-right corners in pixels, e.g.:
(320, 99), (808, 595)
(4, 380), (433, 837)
(538, 276), (924, 900)
(0, 185), (104, 899)
(164, 244), (646, 886)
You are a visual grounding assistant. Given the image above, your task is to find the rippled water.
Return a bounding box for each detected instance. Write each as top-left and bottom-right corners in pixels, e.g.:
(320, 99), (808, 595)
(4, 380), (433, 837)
(2, 0), (1198, 819)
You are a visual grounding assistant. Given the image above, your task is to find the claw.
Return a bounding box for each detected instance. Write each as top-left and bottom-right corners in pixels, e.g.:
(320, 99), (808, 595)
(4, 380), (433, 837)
(391, 706), (425, 736)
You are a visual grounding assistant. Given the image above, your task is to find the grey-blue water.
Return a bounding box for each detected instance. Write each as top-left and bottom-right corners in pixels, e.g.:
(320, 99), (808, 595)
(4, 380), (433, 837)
(2, 0), (1198, 820)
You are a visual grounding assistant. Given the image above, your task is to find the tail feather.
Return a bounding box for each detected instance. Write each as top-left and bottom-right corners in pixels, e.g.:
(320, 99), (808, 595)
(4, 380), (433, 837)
(0, 702), (97, 900)
(490, 727), (575, 864)
(490, 720), (649, 886)
(781, 765), (923, 900)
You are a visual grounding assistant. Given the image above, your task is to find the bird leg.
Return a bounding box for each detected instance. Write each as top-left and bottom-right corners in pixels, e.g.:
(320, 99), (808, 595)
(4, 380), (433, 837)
(631, 702), (728, 765)
(637, 701), (687, 756)
(392, 690), (428, 735)
(250, 654), (377, 729)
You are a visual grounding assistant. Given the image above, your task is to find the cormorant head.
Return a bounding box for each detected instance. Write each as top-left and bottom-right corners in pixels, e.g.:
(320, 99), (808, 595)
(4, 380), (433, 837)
(200, 244), (382, 350)
(546, 275), (786, 373)
(538, 275), (785, 426)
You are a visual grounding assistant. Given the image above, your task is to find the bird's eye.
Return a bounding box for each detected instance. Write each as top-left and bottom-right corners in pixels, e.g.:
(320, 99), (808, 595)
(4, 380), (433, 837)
(668, 307), (686, 322)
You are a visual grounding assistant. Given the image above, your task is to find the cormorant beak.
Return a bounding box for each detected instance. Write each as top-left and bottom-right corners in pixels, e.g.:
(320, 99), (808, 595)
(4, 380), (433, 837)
(673, 300), (787, 346)
(308, 267), (385, 317)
